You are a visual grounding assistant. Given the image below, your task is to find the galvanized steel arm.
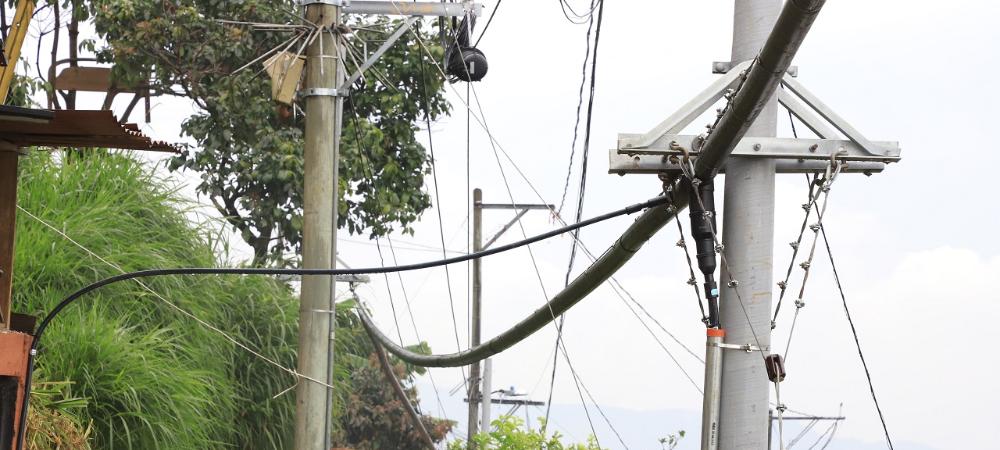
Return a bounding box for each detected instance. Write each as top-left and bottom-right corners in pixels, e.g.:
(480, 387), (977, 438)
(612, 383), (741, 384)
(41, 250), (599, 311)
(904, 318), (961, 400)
(694, 0), (826, 180)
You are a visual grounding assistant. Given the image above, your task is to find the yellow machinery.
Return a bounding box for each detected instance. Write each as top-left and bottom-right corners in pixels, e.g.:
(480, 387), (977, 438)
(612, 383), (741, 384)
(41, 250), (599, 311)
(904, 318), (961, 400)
(0, 0), (37, 103)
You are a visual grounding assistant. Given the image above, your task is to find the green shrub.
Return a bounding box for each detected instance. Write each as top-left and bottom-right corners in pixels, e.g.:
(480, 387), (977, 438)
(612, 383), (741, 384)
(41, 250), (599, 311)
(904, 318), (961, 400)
(15, 152), (297, 448)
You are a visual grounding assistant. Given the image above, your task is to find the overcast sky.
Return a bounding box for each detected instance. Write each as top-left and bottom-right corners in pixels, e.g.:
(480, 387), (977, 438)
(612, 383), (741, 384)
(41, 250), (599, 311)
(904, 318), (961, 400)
(26, 0), (1000, 449)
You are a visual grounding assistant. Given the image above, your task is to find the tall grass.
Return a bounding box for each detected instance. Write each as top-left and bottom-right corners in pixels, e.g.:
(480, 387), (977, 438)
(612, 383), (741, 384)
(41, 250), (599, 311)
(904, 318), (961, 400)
(13, 152), (305, 449)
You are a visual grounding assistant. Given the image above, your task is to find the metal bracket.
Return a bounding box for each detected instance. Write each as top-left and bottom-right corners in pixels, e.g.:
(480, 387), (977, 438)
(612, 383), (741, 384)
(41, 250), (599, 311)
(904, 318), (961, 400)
(344, 1), (482, 17)
(299, 87), (346, 98)
(618, 134), (900, 161)
(709, 342), (769, 353)
(612, 63), (900, 176)
(339, 16), (419, 91)
(713, 60), (797, 77)
(298, 0), (350, 6)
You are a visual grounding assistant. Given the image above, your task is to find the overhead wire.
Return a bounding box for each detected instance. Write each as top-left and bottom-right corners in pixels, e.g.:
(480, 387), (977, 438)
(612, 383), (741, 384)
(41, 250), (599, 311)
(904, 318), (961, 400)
(820, 221), (894, 450)
(405, 5), (704, 429)
(396, 6), (696, 443)
(557, 0), (602, 25)
(472, 0), (501, 47)
(467, 81), (610, 448)
(16, 206), (337, 389)
(342, 71), (451, 419)
(546, 0), (600, 428)
(404, 27), (470, 392)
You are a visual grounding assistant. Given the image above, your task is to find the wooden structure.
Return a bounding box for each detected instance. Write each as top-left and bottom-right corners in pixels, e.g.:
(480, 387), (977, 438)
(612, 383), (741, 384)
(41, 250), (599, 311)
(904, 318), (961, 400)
(0, 104), (175, 449)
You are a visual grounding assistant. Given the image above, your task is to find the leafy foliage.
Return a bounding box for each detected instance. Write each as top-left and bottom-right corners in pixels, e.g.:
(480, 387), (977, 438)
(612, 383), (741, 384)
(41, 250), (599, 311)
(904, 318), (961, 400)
(85, 0), (449, 265)
(448, 416), (607, 450)
(14, 152), (448, 449)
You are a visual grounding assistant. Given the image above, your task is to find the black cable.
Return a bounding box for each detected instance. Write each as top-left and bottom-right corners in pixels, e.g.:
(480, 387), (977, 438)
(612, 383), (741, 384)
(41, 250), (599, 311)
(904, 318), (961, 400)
(472, 0), (501, 47)
(15, 195), (668, 450)
(557, 0), (602, 24)
(555, 0), (597, 215)
(819, 226), (895, 450)
(545, 0), (604, 431)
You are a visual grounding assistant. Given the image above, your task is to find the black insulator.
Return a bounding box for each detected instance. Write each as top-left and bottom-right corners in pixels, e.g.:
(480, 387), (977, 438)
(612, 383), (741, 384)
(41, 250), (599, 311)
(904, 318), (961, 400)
(765, 354), (787, 382)
(447, 46), (488, 82)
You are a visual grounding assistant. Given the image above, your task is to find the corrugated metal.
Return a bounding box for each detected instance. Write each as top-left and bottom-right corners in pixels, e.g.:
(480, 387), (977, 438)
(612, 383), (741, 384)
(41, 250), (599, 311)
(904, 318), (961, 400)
(0, 109), (177, 152)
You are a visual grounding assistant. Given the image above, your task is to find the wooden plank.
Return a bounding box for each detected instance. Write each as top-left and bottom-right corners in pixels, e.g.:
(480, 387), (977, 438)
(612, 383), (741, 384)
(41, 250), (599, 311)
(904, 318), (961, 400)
(53, 67), (137, 93)
(0, 148), (18, 330)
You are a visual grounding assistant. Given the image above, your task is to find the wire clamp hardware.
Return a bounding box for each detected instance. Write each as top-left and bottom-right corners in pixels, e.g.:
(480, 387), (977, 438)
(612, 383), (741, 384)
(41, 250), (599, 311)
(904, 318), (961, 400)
(299, 87), (347, 98)
(710, 342), (768, 353)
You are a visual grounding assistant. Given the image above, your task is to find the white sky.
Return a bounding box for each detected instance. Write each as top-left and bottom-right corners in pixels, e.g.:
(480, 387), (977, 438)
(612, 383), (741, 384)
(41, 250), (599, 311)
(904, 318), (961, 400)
(20, 0), (1000, 449)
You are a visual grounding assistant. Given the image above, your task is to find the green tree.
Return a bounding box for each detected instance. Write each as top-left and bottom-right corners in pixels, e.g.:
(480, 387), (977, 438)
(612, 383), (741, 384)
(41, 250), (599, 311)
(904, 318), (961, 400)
(84, 0), (449, 265)
(448, 416), (607, 450)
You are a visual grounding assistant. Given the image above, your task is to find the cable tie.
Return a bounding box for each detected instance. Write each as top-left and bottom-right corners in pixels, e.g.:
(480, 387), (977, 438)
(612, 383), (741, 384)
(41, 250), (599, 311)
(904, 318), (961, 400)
(799, 261), (811, 270)
(809, 223), (821, 232)
(789, 241), (799, 250)
(727, 280), (739, 288)
(676, 239), (686, 248)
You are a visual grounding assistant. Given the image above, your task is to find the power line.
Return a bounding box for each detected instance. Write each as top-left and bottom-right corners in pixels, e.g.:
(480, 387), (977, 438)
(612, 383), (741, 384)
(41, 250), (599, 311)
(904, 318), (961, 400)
(473, 0), (501, 46)
(555, 0), (597, 216)
(557, 0), (602, 24)
(467, 81), (607, 447)
(820, 224), (895, 450)
(386, 237), (450, 421)
(547, 0), (604, 430)
(409, 43), (469, 391)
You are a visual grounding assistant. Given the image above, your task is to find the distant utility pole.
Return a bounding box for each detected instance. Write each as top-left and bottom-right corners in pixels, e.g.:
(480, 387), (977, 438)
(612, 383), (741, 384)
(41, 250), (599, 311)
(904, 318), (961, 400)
(767, 411), (845, 449)
(718, 1), (781, 448)
(295, 1), (341, 450)
(468, 188), (552, 448)
(292, 3), (481, 449)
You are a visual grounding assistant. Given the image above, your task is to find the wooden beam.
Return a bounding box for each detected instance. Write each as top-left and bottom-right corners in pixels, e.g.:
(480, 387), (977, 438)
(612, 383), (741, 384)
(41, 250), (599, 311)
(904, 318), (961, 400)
(53, 67), (138, 93)
(0, 145), (18, 330)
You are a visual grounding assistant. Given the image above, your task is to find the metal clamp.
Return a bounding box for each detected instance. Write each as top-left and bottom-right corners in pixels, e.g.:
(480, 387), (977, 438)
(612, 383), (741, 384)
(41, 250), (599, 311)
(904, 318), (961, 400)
(298, 0), (350, 6)
(299, 87), (347, 98)
(709, 342), (769, 353)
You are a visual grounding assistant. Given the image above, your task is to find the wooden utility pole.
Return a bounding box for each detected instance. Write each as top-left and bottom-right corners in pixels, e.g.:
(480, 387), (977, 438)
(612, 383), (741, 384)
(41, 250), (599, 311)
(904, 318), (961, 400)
(467, 188), (483, 447)
(295, 1), (342, 449)
(0, 143), (18, 330)
(467, 189), (552, 446)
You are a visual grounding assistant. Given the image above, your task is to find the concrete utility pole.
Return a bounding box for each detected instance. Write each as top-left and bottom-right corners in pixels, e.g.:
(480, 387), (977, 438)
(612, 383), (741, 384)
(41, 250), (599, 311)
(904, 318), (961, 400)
(295, 2), (341, 449)
(719, 1), (780, 449)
